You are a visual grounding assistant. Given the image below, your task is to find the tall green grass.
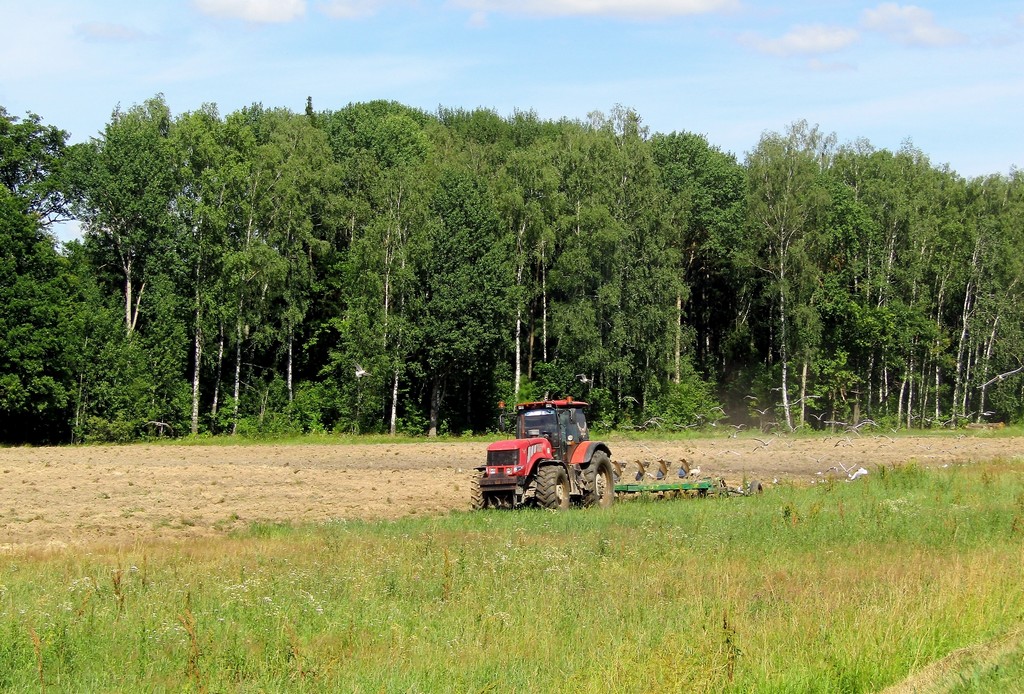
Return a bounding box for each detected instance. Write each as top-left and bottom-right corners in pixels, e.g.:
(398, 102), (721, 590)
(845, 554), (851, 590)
(2, 460), (1023, 692)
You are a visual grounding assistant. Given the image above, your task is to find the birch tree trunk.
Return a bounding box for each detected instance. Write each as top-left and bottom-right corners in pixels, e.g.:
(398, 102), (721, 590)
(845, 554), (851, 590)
(779, 279), (794, 431)
(978, 316), (999, 422)
(513, 220), (526, 399)
(190, 225), (204, 435)
(799, 359), (809, 428)
(897, 370), (908, 429)
(541, 262), (548, 363)
(919, 356), (929, 429)
(674, 293), (682, 384)
(115, 241), (144, 335)
(933, 277), (946, 424)
(514, 308), (522, 399)
(232, 312), (243, 435)
(191, 319), (202, 436)
(124, 262), (134, 333)
(212, 324), (224, 419)
(952, 269), (976, 419)
(286, 328), (293, 403)
(389, 369), (399, 436)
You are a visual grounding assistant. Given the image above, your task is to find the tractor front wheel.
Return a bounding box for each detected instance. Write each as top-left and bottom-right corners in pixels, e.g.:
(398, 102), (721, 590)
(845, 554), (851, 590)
(583, 452), (615, 508)
(535, 465), (571, 510)
(470, 474), (485, 510)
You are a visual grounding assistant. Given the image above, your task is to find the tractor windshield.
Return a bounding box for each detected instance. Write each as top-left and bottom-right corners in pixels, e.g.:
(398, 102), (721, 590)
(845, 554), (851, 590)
(519, 409), (557, 439)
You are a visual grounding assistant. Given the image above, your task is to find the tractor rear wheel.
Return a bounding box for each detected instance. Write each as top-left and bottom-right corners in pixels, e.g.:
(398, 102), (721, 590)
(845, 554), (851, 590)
(535, 465), (571, 510)
(583, 451), (615, 508)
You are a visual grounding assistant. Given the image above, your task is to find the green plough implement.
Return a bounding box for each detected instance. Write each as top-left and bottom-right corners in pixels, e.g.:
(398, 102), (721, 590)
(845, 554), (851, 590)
(611, 459), (761, 498)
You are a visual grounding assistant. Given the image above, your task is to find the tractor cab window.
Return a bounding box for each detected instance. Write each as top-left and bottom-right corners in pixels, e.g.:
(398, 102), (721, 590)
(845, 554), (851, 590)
(560, 409), (579, 443)
(520, 410), (557, 439)
(574, 409), (589, 441)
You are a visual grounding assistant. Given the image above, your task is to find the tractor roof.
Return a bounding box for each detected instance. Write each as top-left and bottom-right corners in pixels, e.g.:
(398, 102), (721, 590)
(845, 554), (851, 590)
(515, 399), (588, 411)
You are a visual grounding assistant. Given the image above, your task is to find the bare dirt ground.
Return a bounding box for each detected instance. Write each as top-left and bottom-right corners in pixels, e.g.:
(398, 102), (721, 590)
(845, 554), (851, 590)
(1, 433), (1020, 553)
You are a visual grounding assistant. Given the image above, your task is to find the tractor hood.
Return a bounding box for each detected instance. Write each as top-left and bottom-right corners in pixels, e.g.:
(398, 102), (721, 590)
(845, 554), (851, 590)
(486, 437), (553, 474)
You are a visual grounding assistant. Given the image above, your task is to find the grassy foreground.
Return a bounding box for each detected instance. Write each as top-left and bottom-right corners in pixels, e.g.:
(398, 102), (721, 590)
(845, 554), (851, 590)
(2, 460), (1024, 692)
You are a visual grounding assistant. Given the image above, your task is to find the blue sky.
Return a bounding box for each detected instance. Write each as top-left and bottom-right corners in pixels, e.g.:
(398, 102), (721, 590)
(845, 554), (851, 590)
(1, 0), (1021, 180)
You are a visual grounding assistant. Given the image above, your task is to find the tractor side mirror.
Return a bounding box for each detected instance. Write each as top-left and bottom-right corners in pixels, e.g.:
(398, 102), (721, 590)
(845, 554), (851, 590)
(498, 410), (517, 436)
(498, 401), (516, 435)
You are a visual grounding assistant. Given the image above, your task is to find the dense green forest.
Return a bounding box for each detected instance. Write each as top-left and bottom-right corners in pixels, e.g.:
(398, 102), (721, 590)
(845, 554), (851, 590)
(1, 96), (1022, 444)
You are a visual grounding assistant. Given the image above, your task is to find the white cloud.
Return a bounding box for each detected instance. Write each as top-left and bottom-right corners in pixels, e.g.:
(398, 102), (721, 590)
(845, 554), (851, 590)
(193, 0), (307, 23)
(741, 25), (859, 57)
(317, 0), (387, 19)
(448, 0), (739, 19)
(862, 3), (965, 47)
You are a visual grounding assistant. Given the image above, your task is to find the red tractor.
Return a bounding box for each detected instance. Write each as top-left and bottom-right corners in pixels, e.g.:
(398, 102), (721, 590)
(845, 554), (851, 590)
(472, 399), (615, 510)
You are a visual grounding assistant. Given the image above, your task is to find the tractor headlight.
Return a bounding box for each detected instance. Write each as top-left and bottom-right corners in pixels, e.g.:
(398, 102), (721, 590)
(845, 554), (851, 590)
(508, 466), (524, 475)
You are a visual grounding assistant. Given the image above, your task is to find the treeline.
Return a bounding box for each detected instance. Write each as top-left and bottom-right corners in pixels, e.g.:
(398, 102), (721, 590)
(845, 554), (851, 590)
(1, 96), (1022, 444)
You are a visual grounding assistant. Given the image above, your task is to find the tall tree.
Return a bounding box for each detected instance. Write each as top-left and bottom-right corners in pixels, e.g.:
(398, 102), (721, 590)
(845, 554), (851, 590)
(0, 187), (82, 442)
(494, 136), (559, 399)
(420, 166), (511, 436)
(172, 104), (230, 435)
(75, 95), (177, 335)
(744, 121), (834, 429)
(320, 101), (436, 434)
(650, 131), (745, 382)
(0, 107), (74, 229)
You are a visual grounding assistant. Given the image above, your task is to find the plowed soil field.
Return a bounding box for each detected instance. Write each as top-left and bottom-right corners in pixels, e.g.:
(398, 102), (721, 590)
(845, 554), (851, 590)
(1, 433), (1020, 552)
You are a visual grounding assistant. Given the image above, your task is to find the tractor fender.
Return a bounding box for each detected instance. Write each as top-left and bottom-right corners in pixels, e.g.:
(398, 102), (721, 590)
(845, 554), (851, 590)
(570, 441), (612, 467)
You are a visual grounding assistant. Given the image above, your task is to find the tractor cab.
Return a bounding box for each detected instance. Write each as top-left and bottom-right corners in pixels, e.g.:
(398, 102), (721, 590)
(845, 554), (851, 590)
(516, 400), (590, 464)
